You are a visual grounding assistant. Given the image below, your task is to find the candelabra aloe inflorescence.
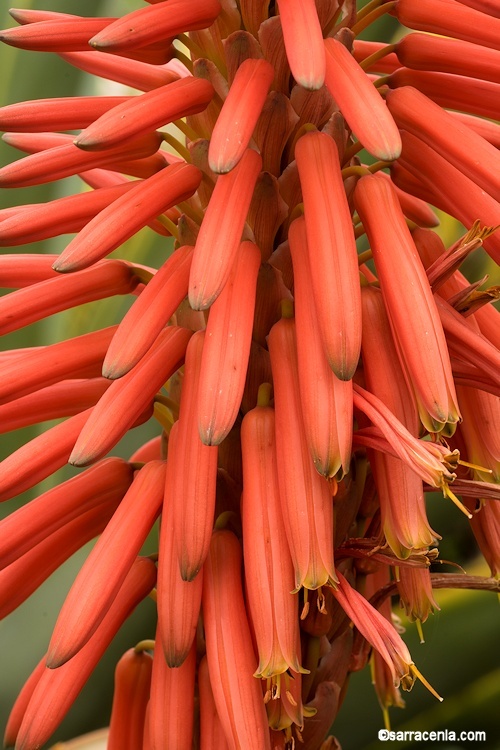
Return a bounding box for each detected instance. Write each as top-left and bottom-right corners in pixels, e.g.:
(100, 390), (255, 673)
(0, 0), (499, 748)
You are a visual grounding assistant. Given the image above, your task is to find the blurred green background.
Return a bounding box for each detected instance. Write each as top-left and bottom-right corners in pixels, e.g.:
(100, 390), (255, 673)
(0, 2), (499, 749)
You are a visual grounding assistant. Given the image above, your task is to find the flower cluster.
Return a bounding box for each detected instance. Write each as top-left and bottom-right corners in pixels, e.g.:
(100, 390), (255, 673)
(1, 0), (499, 748)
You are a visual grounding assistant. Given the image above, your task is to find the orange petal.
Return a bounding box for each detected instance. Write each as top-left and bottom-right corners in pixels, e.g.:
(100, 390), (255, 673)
(324, 37), (401, 160)
(69, 326), (192, 466)
(295, 130), (361, 380)
(202, 530), (272, 750)
(108, 649), (153, 750)
(188, 148), (262, 310)
(276, 0), (325, 90)
(209, 58), (274, 173)
(198, 241), (261, 445)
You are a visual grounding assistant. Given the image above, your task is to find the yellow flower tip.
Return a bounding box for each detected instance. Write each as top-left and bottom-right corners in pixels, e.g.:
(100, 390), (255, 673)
(441, 483), (473, 520)
(409, 663), (443, 702)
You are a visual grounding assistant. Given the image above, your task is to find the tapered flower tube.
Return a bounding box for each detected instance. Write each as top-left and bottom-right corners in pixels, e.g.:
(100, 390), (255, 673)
(332, 572), (440, 696)
(103, 245), (194, 378)
(89, 0), (222, 51)
(352, 384), (459, 492)
(0, 457), (133, 568)
(0, 260), (140, 336)
(107, 647), (153, 750)
(0, 183), (139, 247)
(360, 285), (437, 556)
(354, 173), (460, 433)
(289, 216), (353, 478)
(197, 241), (261, 445)
(0, 501), (121, 620)
(0, 131), (164, 187)
(148, 632), (196, 750)
(198, 656), (230, 750)
(188, 147), (262, 310)
(47, 461), (166, 667)
(397, 567), (440, 624)
(396, 131), (500, 264)
(59, 50), (180, 92)
(396, 33), (500, 85)
(241, 385), (303, 681)
(275, 0), (325, 90)
(388, 68), (500, 121)
(0, 17), (115, 52)
(11, 557), (157, 750)
(0, 96), (131, 133)
(0, 377), (109, 434)
(75, 77), (214, 151)
(69, 326), (192, 466)
(208, 58), (274, 173)
(392, 0), (500, 50)
(157, 423), (203, 667)
(0, 325), (117, 404)
(0, 409), (92, 502)
(323, 37), (402, 161)
(268, 312), (337, 593)
(53, 163), (201, 271)
(386, 86), (500, 202)
(202, 530), (272, 750)
(169, 331), (218, 580)
(295, 129), (361, 380)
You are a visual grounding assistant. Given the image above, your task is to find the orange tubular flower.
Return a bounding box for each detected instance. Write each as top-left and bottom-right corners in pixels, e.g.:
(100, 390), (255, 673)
(268, 313), (337, 594)
(0, 378), (110, 433)
(103, 245), (194, 378)
(397, 567), (440, 625)
(323, 38), (402, 161)
(288, 216), (353, 478)
(74, 77), (214, 151)
(0, 131), (164, 187)
(198, 656), (230, 750)
(188, 147), (262, 310)
(197, 241), (261, 446)
(0, 457), (133, 567)
(396, 32), (500, 84)
(392, 0), (500, 49)
(69, 326), (192, 466)
(170, 331), (218, 581)
(148, 633), (197, 750)
(89, 0), (222, 51)
(360, 284), (437, 556)
(295, 130), (361, 380)
(0, 183), (143, 247)
(0, 17), (114, 52)
(241, 385), (303, 681)
(0, 501), (122, 621)
(107, 648), (153, 750)
(275, 0), (325, 90)
(157, 423), (203, 667)
(53, 164), (201, 271)
(11, 557), (157, 750)
(354, 173), (461, 433)
(332, 572), (440, 697)
(0, 95), (131, 132)
(202, 530), (272, 750)
(208, 58), (275, 173)
(2, 0), (500, 745)
(0, 260), (140, 335)
(0, 325), (117, 403)
(386, 87), (500, 203)
(47, 461), (166, 667)
(58, 50), (180, 92)
(0, 408), (92, 502)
